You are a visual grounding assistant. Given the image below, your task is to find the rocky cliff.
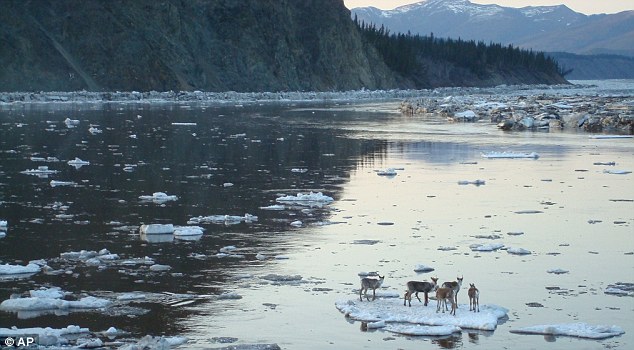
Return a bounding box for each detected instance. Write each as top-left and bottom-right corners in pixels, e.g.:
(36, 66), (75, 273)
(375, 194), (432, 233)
(0, 0), (565, 93)
(0, 0), (398, 92)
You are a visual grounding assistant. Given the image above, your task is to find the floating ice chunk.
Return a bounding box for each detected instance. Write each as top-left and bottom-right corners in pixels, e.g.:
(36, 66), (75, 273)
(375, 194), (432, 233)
(140, 224), (175, 235)
(67, 157), (90, 169)
(481, 152), (539, 159)
(21, 166), (59, 175)
(219, 246), (237, 253)
(510, 323), (624, 339)
(335, 298), (508, 331)
(507, 231), (524, 236)
(547, 268), (569, 274)
(138, 192), (178, 203)
(259, 204), (285, 210)
(117, 293), (147, 301)
(64, 118), (80, 127)
(118, 335), (188, 350)
(470, 243), (504, 252)
(77, 338), (103, 348)
(0, 263), (41, 275)
(188, 214), (257, 225)
(171, 122), (197, 126)
(261, 274), (303, 282)
(68, 296), (112, 309)
(291, 168), (308, 173)
(605, 283), (634, 296)
(386, 324), (461, 336)
(603, 169), (631, 175)
(458, 180), (485, 186)
(119, 256), (155, 266)
(0, 295), (110, 311)
(88, 126), (102, 134)
(414, 264), (435, 273)
(438, 246), (457, 251)
(174, 226), (204, 236)
(507, 247), (532, 255)
(589, 135), (633, 139)
(29, 287), (67, 299)
(276, 192), (334, 206)
(217, 292), (242, 300)
(290, 220), (303, 227)
(50, 180), (76, 187)
(149, 264), (171, 272)
(514, 210), (543, 214)
(0, 220), (7, 228)
(60, 249), (100, 261)
(255, 253), (268, 260)
(376, 168), (397, 176)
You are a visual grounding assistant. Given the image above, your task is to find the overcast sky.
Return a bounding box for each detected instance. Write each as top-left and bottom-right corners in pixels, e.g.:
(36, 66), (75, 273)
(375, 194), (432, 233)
(343, 0), (634, 15)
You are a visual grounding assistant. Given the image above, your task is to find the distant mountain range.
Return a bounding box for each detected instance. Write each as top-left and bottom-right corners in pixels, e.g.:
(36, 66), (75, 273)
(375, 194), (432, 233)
(352, 0), (634, 78)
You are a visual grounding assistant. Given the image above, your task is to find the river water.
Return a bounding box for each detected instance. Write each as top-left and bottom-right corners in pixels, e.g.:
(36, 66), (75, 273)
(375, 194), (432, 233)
(0, 82), (633, 349)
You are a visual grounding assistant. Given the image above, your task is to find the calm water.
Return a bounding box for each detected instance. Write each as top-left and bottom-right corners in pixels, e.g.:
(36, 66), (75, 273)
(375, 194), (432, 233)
(0, 88), (633, 349)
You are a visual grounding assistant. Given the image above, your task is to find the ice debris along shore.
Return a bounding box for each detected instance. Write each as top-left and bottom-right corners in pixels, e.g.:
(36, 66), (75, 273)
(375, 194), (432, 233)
(336, 298), (508, 334)
(400, 89), (634, 133)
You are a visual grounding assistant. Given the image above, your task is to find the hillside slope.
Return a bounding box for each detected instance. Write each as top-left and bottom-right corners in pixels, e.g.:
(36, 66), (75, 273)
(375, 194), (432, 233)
(0, 0), (397, 92)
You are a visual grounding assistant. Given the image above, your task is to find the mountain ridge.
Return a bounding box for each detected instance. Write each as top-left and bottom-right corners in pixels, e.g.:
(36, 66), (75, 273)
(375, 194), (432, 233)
(352, 0), (633, 57)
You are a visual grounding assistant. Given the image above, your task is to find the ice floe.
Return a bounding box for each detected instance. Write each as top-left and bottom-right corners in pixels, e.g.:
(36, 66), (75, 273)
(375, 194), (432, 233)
(173, 225), (204, 236)
(117, 335), (188, 350)
(507, 247), (532, 255)
(376, 168), (398, 176)
(275, 191), (334, 206)
(64, 118), (80, 127)
(335, 298), (508, 331)
(458, 179), (485, 186)
(0, 294), (111, 312)
(20, 166), (59, 176)
(50, 180), (76, 187)
(138, 192), (178, 203)
(139, 224), (175, 235)
(67, 157), (90, 169)
(470, 243), (504, 252)
(259, 204), (285, 210)
(589, 135), (633, 139)
(510, 323), (624, 339)
(188, 214), (257, 225)
(0, 263), (41, 275)
(413, 264), (435, 273)
(603, 169), (632, 175)
(481, 152), (539, 159)
(547, 268), (569, 274)
(605, 283), (634, 296)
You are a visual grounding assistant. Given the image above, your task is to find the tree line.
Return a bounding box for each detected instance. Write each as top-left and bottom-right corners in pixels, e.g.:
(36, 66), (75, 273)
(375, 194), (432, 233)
(355, 17), (570, 80)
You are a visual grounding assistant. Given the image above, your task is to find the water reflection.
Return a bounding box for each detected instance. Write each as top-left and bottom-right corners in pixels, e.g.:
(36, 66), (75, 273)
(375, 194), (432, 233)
(433, 335), (463, 349)
(0, 102), (388, 338)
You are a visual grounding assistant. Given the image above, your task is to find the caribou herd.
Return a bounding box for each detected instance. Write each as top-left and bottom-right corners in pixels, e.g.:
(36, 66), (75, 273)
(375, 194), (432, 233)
(359, 274), (480, 315)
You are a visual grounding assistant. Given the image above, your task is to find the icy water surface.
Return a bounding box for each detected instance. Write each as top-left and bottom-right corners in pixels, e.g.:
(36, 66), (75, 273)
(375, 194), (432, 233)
(0, 85), (633, 349)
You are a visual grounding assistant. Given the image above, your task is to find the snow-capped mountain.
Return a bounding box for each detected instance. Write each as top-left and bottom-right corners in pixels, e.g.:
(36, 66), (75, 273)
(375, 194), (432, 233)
(351, 0), (633, 57)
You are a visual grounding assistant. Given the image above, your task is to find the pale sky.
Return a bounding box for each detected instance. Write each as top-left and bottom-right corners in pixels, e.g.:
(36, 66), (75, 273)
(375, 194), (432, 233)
(343, 0), (634, 15)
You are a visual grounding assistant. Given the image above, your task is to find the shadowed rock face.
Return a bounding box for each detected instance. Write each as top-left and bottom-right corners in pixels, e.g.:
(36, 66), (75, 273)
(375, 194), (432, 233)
(0, 0), (397, 92)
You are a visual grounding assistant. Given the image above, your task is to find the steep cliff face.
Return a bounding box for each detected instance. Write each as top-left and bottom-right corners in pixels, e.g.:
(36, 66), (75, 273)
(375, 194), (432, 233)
(0, 0), (397, 92)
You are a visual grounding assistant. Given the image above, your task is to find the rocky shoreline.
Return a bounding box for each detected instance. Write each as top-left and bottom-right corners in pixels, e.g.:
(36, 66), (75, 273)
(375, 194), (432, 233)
(399, 90), (634, 134)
